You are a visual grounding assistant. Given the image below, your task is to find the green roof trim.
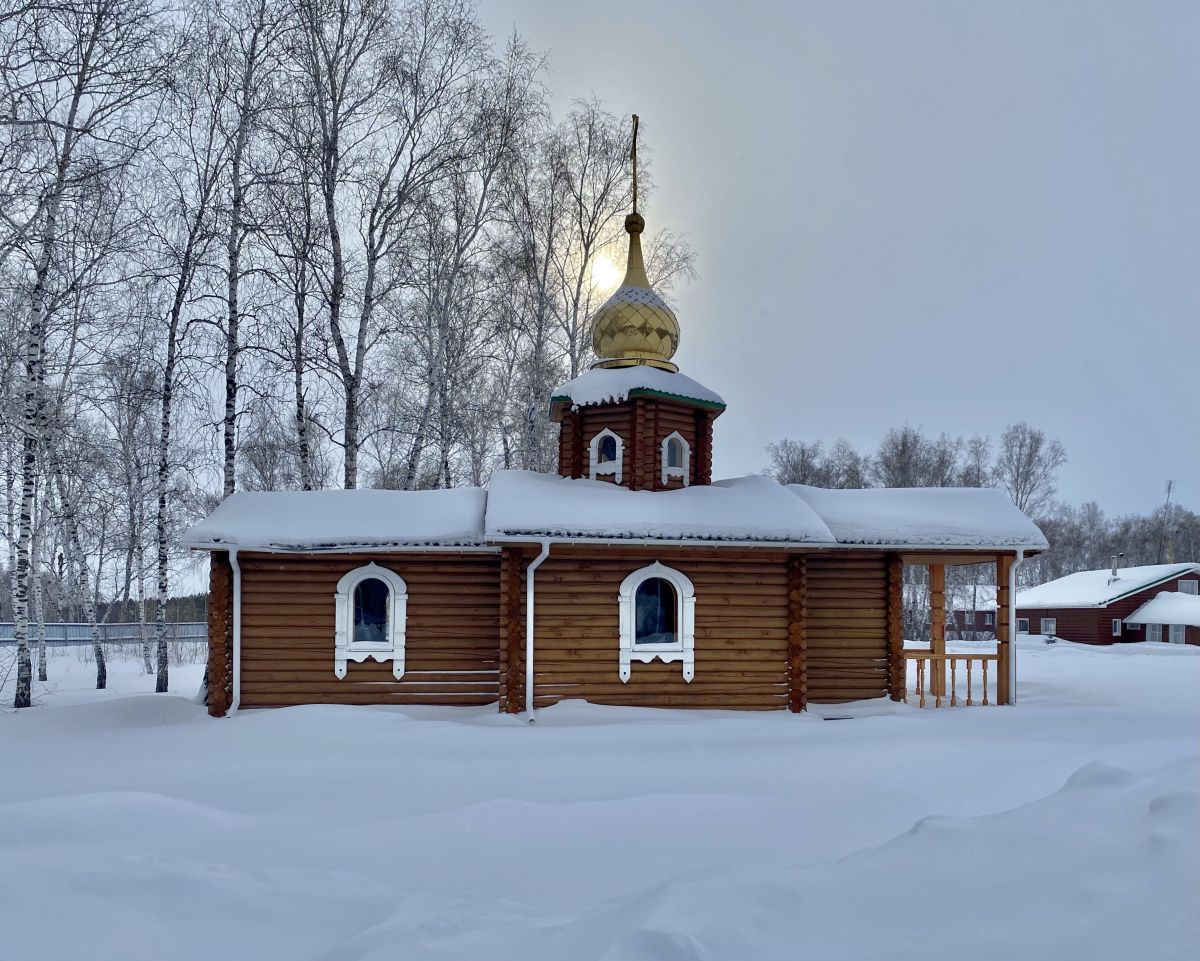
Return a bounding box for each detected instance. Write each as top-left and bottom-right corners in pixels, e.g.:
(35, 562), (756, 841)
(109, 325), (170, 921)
(1102, 567), (1198, 607)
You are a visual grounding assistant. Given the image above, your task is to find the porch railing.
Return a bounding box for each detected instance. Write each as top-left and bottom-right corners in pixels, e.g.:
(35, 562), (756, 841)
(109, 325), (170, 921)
(903, 650), (999, 708)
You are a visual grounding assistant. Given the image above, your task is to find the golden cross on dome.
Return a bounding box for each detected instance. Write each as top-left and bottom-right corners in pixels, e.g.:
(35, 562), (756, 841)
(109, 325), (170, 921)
(630, 113), (640, 215)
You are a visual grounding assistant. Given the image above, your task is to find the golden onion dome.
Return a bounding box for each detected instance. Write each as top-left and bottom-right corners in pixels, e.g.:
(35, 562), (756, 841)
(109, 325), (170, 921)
(590, 212), (680, 372)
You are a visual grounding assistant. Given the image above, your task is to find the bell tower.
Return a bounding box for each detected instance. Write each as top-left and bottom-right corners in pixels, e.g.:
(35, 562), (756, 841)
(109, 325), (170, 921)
(548, 115), (725, 491)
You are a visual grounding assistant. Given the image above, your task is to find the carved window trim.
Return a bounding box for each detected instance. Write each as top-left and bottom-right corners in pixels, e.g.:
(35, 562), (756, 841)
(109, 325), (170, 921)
(660, 431), (690, 486)
(589, 428), (624, 484)
(617, 562), (695, 683)
(333, 562), (407, 679)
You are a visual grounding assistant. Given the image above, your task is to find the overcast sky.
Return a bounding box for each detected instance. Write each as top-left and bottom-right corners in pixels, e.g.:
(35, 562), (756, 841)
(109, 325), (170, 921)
(479, 0), (1199, 516)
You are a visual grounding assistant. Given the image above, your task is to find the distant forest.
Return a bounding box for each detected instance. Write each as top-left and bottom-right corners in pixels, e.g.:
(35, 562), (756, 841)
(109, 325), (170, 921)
(0, 590), (207, 626)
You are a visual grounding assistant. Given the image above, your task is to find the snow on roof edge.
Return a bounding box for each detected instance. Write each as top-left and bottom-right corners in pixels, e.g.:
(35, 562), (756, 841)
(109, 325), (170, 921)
(1124, 591), (1200, 627)
(550, 366), (726, 412)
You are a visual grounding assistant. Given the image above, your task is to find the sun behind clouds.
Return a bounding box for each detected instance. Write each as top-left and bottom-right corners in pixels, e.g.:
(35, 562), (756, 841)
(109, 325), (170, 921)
(589, 253), (622, 292)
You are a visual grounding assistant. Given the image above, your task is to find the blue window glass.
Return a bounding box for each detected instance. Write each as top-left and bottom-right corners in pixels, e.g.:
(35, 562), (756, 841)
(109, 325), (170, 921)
(635, 578), (677, 645)
(353, 577), (389, 644)
(598, 435), (618, 463)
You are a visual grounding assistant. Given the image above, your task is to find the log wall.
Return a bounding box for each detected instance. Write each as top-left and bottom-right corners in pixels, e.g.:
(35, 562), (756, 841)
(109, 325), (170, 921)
(235, 552), (501, 708)
(202, 545), (966, 715)
(528, 546), (791, 710)
(207, 551), (234, 717)
(555, 396), (720, 490)
(805, 552), (891, 703)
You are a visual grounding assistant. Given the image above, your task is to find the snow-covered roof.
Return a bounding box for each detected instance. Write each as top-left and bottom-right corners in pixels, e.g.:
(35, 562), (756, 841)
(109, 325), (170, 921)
(549, 366), (725, 412)
(787, 485), (1049, 549)
(1016, 563), (1200, 610)
(180, 488), (488, 551)
(484, 470), (835, 543)
(1125, 591), (1200, 627)
(182, 476), (1051, 553)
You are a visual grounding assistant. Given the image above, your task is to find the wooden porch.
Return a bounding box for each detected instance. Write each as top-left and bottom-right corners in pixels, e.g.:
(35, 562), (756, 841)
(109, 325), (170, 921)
(898, 553), (1016, 707)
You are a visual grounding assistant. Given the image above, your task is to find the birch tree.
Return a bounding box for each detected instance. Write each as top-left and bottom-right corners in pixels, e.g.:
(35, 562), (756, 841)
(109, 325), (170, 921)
(145, 29), (228, 694)
(994, 421), (1068, 516)
(214, 0), (287, 496)
(2, 0), (169, 707)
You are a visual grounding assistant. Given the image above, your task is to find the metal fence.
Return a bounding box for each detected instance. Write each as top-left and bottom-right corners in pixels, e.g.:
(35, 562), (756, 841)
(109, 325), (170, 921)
(0, 622), (206, 647)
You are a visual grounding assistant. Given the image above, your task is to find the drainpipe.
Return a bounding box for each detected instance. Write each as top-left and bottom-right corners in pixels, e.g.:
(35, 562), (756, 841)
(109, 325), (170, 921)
(1007, 548), (1025, 705)
(228, 548), (242, 716)
(525, 540), (551, 722)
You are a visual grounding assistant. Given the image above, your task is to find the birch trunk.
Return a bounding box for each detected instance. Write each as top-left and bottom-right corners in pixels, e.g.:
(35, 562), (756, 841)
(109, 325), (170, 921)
(155, 314), (179, 693)
(11, 4), (100, 708)
(222, 94), (251, 497)
(32, 522), (46, 682)
(54, 468), (104, 689)
(138, 541), (151, 674)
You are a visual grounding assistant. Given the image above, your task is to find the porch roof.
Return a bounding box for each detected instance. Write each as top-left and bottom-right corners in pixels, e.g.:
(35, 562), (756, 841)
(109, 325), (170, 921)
(1125, 591), (1200, 627)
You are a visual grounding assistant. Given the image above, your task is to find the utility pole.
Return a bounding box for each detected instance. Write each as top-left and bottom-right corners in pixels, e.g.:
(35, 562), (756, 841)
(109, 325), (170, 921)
(1156, 480), (1174, 564)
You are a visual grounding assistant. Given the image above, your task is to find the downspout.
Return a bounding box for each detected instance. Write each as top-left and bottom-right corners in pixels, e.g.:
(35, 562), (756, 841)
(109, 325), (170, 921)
(525, 539), (551, 722)
(1007, 549), (1025, 705)
(228, 547), (242, 716)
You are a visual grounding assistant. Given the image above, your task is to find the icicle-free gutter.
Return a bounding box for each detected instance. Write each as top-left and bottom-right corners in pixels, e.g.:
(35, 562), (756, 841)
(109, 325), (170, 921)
(525, 540), (551, 723)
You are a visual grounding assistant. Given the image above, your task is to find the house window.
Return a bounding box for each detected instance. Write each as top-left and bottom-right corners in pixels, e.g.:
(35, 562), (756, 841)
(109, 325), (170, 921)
(1112, 618), (1122, 637)
(334, 563), (408, 679)
(660, 431), (690, 486)
(618, 562), (696, 682)
(589, 428), (624, 484)
(636, 577), (677, 645)
(1040, 617), (1057, 637)
(1168, 624), (1185, 644)
(983, 611), (994, 626)
(965, 611), (975, 626)
(1147, 623), (1162, 643)
(1017, 618), (1029, 633)
(1179, 579), (1198, 595)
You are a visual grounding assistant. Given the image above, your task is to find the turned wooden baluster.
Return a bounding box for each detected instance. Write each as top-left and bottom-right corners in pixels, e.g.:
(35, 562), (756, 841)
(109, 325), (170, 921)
(982, 659), (990, 706)
(950, 658), (958, 707)
(917, 658), (926, 708)
(966, 659), (974, 706)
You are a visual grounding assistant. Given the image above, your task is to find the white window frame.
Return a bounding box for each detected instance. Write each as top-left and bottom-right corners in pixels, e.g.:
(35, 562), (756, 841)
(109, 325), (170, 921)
(1040, 617), (1057, 637)
(618, 562), (696, 683)
(1147, 623), (1163, 643)
(1179, 579), (1198, 596)
(1168, 624), (1185, 644)
(334, 562), (407, 679)
(589, 428), (624, 484)
(983, 611), (994, 626)
(965, 610), (975, 626)
(1111, 618), (1122, 637)
(660, 430), (691, 486)
(1017, 618), (1029, 634)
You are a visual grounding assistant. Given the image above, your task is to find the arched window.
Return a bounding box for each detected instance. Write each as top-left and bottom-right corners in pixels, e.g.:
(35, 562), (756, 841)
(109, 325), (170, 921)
(635, 577), (678, 645)
(618, 562), (695, 682)
(334, 563), (408, 679)
(589, 428), (624, 484)
(660, 431), (690, 486)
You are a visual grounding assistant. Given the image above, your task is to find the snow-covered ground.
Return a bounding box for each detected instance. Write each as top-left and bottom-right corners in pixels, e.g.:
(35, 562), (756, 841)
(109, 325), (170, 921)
(1, 639), (1197, 961)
